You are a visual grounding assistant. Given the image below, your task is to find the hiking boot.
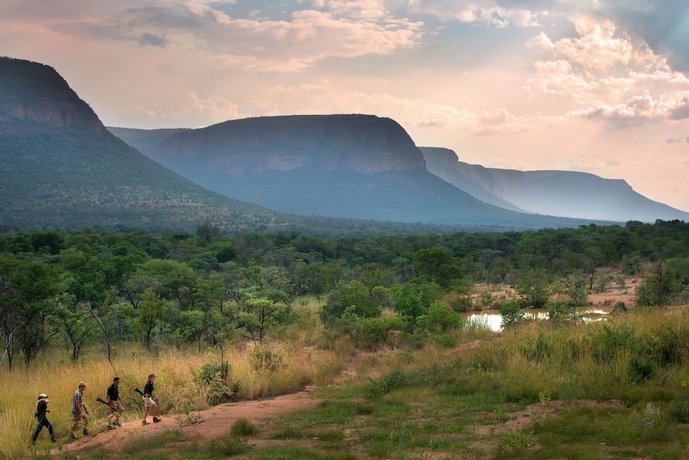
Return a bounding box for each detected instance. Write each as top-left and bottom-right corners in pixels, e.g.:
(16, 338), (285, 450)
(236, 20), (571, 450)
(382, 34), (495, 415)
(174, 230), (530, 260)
(69, 433), (77, 440)
(153, 416), (161, 423)
(51, 437), (57, 443)
(107, 424), (115, 431)
(142, 420), (148, 426)
(83, 429), (89, 436)
(114, 420), (122, 427)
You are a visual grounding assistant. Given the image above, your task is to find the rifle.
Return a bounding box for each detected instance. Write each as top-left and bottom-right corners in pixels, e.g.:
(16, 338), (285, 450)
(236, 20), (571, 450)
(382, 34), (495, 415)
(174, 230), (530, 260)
(96, 397), (110, 406)
(134, 387), (145, 396)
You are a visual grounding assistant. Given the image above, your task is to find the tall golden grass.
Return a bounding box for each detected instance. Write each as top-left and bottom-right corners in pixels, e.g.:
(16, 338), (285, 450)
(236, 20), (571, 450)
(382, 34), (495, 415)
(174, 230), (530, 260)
(0, 297), (341, 459)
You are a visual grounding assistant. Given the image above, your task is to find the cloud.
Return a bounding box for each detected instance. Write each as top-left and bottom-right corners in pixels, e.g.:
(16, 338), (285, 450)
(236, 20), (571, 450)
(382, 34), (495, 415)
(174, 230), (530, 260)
(525, 16), (689, 127)
(139, 32), (169, 47)
(408, 0), (542, 27)
(666, 136), (689, 144)
(119, 0), (424, 71)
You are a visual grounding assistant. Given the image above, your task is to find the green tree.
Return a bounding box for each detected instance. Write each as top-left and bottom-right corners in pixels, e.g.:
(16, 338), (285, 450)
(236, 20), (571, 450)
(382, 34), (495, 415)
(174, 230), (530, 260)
(137, 289), (167, 350)
(53, 296), (97, 363)
(515, 269), (552, 308)
(237, 297), (287, 343)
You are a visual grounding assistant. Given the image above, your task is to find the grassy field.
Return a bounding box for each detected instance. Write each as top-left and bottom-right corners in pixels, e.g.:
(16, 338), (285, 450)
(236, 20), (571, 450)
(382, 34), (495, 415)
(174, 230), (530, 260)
(79, 306), (689, 459)
(0, 299), (342, 459)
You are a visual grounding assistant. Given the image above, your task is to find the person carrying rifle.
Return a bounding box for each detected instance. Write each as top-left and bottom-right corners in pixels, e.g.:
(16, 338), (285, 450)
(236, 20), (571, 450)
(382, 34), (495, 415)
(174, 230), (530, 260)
(141, 373), (160, 426)
(107, 377), (124, 430)
(70, 382), (90, 439)
(31, 393), (56, 444)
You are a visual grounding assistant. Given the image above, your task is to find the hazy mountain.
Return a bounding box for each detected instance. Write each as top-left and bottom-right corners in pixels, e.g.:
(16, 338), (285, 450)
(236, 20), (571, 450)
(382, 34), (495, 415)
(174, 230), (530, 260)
(421, 147), (689, 223)
(1, 57), (443, 235)
(111, 116), (598, 229)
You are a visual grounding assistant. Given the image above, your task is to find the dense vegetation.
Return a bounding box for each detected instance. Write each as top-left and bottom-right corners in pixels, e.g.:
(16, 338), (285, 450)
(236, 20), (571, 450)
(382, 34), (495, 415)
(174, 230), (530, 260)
(1, 220), (688, 371)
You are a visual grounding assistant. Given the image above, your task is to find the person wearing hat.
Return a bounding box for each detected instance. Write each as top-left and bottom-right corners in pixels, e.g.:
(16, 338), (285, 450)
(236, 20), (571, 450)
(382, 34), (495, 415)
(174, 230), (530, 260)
(31, 393), (55, 444)
(70, 382), (90, 439)
(142, 373), (160, 426)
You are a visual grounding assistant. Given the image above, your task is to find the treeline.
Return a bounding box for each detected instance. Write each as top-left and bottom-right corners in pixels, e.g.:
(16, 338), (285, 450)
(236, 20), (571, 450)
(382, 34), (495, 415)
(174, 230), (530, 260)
(1, 220), (688, 369)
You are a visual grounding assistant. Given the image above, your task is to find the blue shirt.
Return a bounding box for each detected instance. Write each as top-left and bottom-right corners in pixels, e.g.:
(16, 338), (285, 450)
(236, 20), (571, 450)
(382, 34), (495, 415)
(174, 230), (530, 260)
(71, 389), (83, 413)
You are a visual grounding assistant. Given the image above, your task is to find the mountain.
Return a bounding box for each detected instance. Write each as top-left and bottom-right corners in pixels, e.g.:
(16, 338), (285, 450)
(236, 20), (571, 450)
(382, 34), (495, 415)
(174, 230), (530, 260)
(0, 57), (440, 235)
(110, 116), (599, 229)
(420, 147), (689, 223)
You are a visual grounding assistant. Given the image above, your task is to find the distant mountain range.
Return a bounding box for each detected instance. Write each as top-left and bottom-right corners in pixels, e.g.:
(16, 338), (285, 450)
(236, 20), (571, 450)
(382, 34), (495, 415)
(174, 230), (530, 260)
(420, 147), (689, 223)
(4, 56), (680, 234)
(110, 117), (596, 229)
(0, 57), (444, 235)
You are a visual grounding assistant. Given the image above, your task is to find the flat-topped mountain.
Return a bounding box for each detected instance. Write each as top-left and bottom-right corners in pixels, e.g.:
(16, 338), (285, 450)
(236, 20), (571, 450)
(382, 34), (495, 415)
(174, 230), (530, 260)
(114, 115), (427, 175)
(111, 118), (598, 229)
(421, 147), (689, 223)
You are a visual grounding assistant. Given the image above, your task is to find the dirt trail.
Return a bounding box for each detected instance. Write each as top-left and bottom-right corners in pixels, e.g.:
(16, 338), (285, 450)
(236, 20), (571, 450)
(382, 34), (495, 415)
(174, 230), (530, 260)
(51, 352), (373, 457)
(53, 387), (321, 456)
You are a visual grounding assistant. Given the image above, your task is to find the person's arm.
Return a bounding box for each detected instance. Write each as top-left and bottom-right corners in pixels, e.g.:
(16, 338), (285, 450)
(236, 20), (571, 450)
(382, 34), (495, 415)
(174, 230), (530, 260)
(75, 397), (83, 414)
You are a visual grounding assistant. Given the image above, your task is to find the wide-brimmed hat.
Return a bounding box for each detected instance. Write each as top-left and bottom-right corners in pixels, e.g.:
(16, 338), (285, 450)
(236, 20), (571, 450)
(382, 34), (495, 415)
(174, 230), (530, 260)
(38, 393), (48, 399)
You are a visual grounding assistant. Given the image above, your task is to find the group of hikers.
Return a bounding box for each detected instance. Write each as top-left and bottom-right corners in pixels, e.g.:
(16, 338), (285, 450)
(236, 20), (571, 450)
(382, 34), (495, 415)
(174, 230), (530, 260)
(31, 373), (160, 444)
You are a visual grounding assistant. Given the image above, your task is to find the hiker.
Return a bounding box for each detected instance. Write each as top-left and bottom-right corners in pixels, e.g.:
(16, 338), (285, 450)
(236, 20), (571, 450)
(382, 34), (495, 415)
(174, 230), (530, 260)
(107, 376), (124, 429)
(70, 382), (90, 439)
(142, 373), (160, 426)
(31, 393), (55, 444)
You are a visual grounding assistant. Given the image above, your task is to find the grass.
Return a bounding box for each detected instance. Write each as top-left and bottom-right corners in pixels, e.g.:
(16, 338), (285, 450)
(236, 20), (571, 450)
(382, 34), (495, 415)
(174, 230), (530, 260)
(10, 298), (689, 459)
(0, 298), (342, 459)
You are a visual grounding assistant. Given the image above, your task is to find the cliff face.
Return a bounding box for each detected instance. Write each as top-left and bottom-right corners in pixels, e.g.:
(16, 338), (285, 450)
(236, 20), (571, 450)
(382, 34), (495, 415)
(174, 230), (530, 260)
(149, 114), (427, 175)
(420, 147), (689, 223)
(0, 57), (104, 133)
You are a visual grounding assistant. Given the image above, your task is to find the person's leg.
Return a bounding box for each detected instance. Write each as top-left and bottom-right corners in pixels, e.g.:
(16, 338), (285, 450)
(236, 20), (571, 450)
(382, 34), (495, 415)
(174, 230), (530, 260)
(142, 399), (149, 424)
(46, 419), (55, 442)
(31, 421), (42, 443)
(82, 414), (89, 435)
(71, 414), (80, 438)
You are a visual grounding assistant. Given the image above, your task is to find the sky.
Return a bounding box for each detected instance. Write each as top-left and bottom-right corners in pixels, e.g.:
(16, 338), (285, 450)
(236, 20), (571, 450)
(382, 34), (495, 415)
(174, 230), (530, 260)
(1, 0), (689, 210)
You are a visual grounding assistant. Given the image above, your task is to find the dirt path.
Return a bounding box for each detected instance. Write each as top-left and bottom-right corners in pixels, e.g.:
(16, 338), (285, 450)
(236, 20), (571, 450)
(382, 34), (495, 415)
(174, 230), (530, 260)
(51, 351), (375, 457)
(53, 387), (322, 456)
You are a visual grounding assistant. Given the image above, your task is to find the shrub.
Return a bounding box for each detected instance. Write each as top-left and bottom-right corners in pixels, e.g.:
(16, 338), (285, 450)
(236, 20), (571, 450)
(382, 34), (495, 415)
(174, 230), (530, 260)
(230, 418), (257, 437)
(669, 397), (689, 423)
(250, 347), (285, 373)
(195, 361), (231, 384)
(353, 315), (406, 350)
(547, 301), (575, 324)
(417, 301), (462, 332)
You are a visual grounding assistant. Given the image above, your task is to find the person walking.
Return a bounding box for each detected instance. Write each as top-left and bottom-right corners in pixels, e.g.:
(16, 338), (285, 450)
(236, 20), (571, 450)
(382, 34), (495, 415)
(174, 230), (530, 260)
(142, 373), (160, 426)
(31, 394), (55, 444)
(70, 382), (89, 439)
(107, 377), (124, 429)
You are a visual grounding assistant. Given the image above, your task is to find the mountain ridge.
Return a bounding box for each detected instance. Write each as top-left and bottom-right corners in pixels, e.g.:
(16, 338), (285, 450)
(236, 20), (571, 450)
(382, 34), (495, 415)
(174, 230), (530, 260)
(110, 120), (604, 229)
(420, 147), (689, 223)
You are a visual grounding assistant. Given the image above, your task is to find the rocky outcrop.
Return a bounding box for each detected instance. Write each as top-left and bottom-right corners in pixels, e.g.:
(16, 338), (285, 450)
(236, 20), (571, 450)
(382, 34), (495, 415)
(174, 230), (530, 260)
(0, 57), (104, 132)
(146, 114), (427, 175)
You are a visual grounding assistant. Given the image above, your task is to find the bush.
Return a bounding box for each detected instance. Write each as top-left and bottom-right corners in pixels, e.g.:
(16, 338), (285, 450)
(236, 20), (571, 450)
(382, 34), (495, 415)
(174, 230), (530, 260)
(195, 361), (230, 384)
(230, 418), (257, 437)
(353, 315), (406, 350)
(669, 397), (689, 423)
(547, 301), (575, 324)
(250, 347), (285, 373)
(500, 301), (527, 328)
(417, 301), (462, 332)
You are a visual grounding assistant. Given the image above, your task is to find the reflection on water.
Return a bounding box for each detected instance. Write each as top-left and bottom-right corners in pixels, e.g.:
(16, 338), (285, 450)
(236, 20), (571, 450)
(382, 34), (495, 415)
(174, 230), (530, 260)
(466, 309), (608, 332)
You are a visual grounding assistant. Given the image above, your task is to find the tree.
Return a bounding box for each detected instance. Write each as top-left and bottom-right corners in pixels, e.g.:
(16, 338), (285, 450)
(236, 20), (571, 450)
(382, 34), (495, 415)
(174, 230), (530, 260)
(321, 281), (378, 324)
(0, 258), (59, 369)
(53, 296), (96, 363)
(414, 247), (462, 288)
(515, 269), (551, 308)
(237, 297), (287, 343)
(125, 259), (198, 309)
(137, 289), (167, 350)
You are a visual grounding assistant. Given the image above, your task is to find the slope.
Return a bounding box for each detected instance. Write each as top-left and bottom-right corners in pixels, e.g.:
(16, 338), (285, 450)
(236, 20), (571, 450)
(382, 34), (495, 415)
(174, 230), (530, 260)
(421, 147), (689, 223)
(110, 117), (599, 229)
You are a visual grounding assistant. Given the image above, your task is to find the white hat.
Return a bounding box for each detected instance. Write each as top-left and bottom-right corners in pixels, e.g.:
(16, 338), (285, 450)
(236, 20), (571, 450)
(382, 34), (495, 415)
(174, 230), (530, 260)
(39, 393), (48, 399)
